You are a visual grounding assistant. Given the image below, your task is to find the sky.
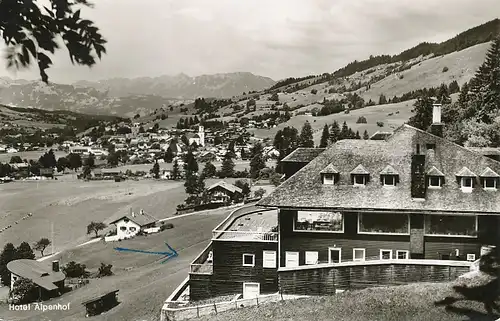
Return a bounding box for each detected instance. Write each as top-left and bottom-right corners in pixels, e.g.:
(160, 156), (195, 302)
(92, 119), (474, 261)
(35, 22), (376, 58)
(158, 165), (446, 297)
(0, 0), (499, 83)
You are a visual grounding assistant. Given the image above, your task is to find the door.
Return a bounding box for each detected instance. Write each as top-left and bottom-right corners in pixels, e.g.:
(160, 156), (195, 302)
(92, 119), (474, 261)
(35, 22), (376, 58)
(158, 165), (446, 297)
(243, 282), (260, 299)
(328, 247), (341, 263)
(285, 252), (299, 267)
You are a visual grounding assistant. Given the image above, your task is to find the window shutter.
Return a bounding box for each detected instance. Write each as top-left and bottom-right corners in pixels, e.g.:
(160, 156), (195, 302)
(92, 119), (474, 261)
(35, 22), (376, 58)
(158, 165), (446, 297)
(366, 174), (370, 184)
(471, 177), (476, 188)
(351, 174), (354, 185)
(395, 175), (400, 184)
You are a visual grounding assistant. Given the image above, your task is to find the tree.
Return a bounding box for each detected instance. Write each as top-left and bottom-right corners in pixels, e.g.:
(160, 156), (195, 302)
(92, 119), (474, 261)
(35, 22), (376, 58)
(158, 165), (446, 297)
(234, 180), (251, 198)
(39, 149), (57, 168)
(436, 83), (451, 105)
(67, 153), (82, 170)
(0, 243), (17, 286)
(319, 124), (330, 148)
(10, 278), (38, 304)
(363, 130), (370, 140)
(378, 94), (388, 105)
(16, 242), (35, 260)
(33, 238), (51, 257)
(183, 150), (198, 178)
(164, 147), (174, 163)
(408, 95), (434, 131)
(181, 135), (189, 146)
(97, 263), (113, 277)
(220, 152), (235, 178)
(62, 261), (89, 278)
(172, 159), (180, 180)
(355, 131), (361, 139)
(0, 0), (107, 83)
(240, 147), (246, 160)
(270, 171), (282, 187)
(273, 126), (299, 162)
(9, 156), (22, 164)
(449, 80), (460, 94)
(202, 161), (217, 178)
(339, 121), (350, 140)
(299, 121), (314, 148)
(56, 156), (70, 172)
(85, 153), (95, 168)
(249, 143), (266, 179)
(107, 151), (119, 166)
(254, 188), (266, 198)
(87, 221), (106, 238)
(458, 81), (469, 107)
(330, 121), (341, 143)
(152, 161), (160, 179)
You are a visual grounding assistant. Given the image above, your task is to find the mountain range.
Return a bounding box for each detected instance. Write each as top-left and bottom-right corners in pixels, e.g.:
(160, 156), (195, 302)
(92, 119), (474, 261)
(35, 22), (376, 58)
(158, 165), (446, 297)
(0, 72), (276, 116)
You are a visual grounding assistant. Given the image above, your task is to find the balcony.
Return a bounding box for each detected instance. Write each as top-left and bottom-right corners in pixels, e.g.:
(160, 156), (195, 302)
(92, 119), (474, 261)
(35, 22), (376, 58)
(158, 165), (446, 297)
(212, 208), (278, 242)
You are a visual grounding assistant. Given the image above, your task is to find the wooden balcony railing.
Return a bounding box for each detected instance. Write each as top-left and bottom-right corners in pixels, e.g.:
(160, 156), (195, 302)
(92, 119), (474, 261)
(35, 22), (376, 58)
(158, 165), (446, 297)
(212, 230), (278, 242)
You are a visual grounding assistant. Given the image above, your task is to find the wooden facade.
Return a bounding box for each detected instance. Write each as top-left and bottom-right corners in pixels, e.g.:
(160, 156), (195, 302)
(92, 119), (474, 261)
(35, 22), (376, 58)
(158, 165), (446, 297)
(278, 209), (491, 268)
(190, 240), (278, 301)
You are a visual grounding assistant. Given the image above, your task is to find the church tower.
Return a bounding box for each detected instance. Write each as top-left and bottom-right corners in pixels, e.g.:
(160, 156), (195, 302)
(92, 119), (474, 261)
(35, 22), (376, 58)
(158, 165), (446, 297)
(198, 125), (205, 146)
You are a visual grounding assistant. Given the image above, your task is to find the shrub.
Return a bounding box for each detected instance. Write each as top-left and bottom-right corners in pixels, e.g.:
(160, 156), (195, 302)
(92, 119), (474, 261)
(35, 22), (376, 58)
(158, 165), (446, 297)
(97, 263), (113, 277)
(161, 223), (174, 231)
(254, 188), (266, 198)
(356, 116), (367, 124)
(62, 261), (90, 278)
(311, 89), (318, 94)
(442, 66), (449, 72)
(376, 121), (384, 127)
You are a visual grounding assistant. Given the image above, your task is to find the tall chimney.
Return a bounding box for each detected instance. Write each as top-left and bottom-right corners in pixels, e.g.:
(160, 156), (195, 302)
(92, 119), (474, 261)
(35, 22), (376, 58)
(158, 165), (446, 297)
(430, 103), (443, 137)
(52, 260), (60, 272)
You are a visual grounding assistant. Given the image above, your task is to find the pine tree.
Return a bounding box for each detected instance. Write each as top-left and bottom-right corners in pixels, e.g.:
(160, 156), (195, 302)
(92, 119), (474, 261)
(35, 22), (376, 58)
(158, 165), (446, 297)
(378, 94), (387, 105)
(183, 150), (198, 178)
(339, 121), (349, 140)
(330, 121), (340, 143)
(448, 80), (460, 94)
(16, 242), (35, 260)
(458, 81), (469, 107)
(355, 131), (361, 139)
(299, 121), (314, 147)
(250, 143), (266, 179)
(164, 147), (174, 163)
(152, 161), (160, 179)
(436, 83), (451, 104)
(273, 126), (299, 161)
(220, 152), (235, 178)
(172, 159), (180, 180)
(363, 130), (370, 140)
(319, 124), (330, 148)
(408, 94), (434, 131)
(201, 161), (217, 178)
(0, 243), (17, 286)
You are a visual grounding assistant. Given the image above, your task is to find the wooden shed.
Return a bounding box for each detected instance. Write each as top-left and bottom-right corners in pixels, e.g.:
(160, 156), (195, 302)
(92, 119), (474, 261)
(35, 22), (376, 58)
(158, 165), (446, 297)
(81, 290), (119, 317)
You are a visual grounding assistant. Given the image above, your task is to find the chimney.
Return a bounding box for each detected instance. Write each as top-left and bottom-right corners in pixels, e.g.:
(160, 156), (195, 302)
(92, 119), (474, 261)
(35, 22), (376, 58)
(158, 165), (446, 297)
(140, 209), (144, 215)
(52, 260), (60, 272)
(430, 103), (443, 137)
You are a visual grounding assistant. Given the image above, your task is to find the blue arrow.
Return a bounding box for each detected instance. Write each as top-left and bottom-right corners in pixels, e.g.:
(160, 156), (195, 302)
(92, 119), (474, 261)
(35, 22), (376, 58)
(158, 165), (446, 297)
(114, 242), (178, 264)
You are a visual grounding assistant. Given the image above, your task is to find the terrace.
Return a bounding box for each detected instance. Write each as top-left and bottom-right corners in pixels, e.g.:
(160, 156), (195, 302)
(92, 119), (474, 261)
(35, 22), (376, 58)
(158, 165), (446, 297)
(190, 205), (278, 275)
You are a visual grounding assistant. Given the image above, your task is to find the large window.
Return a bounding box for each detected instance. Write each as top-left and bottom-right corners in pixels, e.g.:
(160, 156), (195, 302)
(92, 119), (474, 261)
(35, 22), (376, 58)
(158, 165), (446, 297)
(294, 211), (344, 233)
(358, 213), (409, 234)
(424, 215), (477, 237)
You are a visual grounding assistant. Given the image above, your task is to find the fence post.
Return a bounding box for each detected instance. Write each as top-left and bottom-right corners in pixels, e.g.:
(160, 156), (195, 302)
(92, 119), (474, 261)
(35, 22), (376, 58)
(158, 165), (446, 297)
(256, 296), (259, 306)
(214, 302), (217, 315)
(197, 305), (199, 318)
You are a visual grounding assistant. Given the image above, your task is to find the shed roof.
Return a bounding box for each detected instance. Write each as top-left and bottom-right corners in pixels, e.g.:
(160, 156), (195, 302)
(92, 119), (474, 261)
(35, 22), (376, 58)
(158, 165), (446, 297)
(456, 167), (477, 177)
(110, 211), (157, 227)
(480, 167), (500, 177)
(7, 259), (65, 291)
(281, 148), (325, 163)
(320, 164), (339, 174)
(380, 165), (399, 175)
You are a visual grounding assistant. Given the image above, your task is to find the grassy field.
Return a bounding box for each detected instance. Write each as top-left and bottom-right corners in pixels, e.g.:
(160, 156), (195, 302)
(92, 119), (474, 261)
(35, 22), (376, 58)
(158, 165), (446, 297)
(0, 150), (67, 163)
(0, 175), (257, 253)
(197, 274), (499, 321)
(0, 208), (233, 321)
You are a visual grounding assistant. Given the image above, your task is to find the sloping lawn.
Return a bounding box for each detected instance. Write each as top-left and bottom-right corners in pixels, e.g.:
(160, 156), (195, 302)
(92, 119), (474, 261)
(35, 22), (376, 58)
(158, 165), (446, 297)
(199, 274), (499, 321)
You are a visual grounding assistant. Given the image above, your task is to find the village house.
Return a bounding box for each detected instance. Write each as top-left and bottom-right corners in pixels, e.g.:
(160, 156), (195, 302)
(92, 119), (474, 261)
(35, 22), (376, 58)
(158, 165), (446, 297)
(7, 259), (65, 300)
(207, 181), (243, 204)
(107, 209), (158, 241)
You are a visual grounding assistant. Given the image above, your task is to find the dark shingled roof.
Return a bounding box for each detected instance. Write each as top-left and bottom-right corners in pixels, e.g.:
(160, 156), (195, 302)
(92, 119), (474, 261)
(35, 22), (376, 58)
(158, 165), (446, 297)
(281, 148), (326, 163)
(480, 167), (500, 177)
(380, 165), (399, 175)
(7, 259), (65, 291)
(456, 167), (477, 177)
(350, 164), (370, 175)
(207, 181), (243, 194)
(320, 164), (339, 174)
(110, 211), (157, 227)
(466, 147), (500, 156)
(258, 124), (500, 214)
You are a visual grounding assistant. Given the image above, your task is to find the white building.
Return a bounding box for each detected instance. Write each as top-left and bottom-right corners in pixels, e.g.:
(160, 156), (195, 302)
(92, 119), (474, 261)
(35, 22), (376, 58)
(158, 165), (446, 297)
(187, 126), (205, 147)
(107, 209), (158, 241)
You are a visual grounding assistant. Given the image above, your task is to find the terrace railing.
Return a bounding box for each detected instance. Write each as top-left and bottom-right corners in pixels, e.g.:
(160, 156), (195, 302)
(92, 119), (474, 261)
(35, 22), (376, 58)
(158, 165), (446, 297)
(212, 230), (278, 242)
(190, 263), (213, 274)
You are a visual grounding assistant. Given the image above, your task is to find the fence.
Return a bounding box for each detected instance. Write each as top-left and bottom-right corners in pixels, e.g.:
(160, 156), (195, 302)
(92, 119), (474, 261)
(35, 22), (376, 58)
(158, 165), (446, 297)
(161, 292), (308, 321)
(211, 230), (278, 242)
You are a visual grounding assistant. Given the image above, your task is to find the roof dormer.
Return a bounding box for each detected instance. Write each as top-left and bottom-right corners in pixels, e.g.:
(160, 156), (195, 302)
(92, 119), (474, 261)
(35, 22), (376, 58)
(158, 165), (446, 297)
(351, 164), (370, 186)
(479, 167), (499, 190)
(379, 165), (399, 187)
(427, 166), (444, 188)
(455, 167), (476, 193)
(320, 164), (339, 185)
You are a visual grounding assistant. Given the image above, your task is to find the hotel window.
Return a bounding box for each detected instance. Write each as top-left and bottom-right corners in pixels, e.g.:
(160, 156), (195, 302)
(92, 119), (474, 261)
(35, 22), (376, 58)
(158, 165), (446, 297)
(460, 177), (474, 192)
(242, 254), (255, 267)
(467, 254), (476, 261)
(380, 250), (392, 260)
(294, 211), (344, 233)
(262, 251), (276, 268)
(483, 177), (497, 190)
(396, 250), (409, 259)
(382, 175), (398, 186)
(305, 251), (319, 265)
(322, 173), (335, 185)
(353, 175), (367, 186)
(353, 248), (366, 262)
(428, 176), (443, 188)
(358, 213), (409, 234)
(424, 215), (477, 237)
